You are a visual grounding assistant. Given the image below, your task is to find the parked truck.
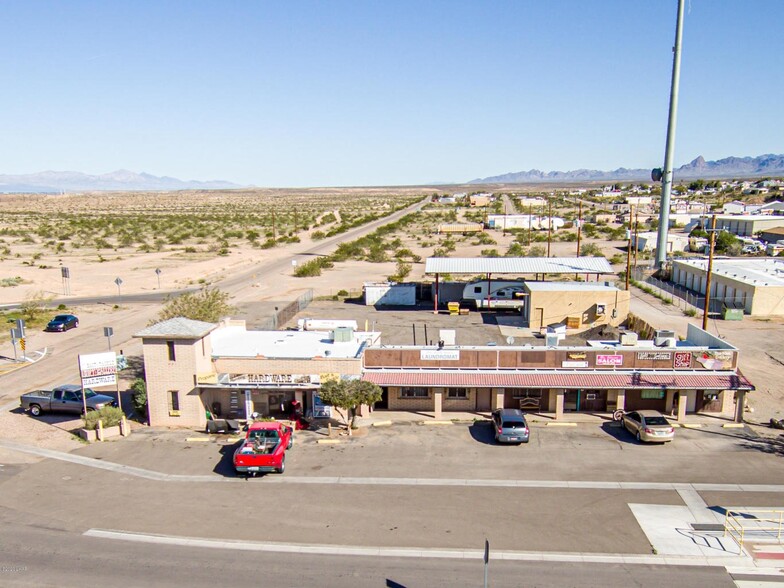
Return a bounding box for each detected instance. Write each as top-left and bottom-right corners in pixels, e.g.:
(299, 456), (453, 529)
(20, 384), (117, 417)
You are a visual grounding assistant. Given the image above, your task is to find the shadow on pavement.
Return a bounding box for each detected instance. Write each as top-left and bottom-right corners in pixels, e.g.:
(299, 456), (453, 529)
(469, 421), (496, 445)
(214, 440), (243, 478)
(600, 421), (642, 445)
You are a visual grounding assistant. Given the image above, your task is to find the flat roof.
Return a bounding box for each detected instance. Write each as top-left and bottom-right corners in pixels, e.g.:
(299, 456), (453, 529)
(674, 258), (784, 287)
(524, 281), (620, 292)
(210, 326), (379, 359)
(425, 257), (613, 275)
(715, 214), (784, 222)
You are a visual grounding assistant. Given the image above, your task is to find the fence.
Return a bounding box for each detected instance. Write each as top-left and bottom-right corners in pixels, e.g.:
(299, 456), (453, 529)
(256, 289), (314, 330)
(629, 268), (746, 315)
(724, 508), (784, 554)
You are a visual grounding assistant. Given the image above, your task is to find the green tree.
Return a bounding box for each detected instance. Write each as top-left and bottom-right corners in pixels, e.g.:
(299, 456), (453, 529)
(714, 231), (741, 255)
(156, 287), (236, 323)
(317, 379), (383, 435)
(20, 290), (53, 321)
(130, 378), (148, 421)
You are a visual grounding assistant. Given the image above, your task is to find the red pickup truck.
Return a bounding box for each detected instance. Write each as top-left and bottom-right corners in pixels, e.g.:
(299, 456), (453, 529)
(233, 421), (293, 475)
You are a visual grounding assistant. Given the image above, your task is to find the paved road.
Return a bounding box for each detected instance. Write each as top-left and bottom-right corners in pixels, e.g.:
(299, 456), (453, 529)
(0, 518), (739, 588)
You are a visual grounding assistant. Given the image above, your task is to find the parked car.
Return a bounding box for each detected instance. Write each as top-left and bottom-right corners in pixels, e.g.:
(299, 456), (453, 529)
(45, 314), (79, 332)
(622, 410), (675, 443)
(492, 408), (530, 444)
(20, 384), (116, 417)
(233, 421), (293, 475)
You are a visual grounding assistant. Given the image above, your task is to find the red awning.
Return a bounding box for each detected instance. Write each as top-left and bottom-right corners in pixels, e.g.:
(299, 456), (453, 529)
(361, 370), (753, 391)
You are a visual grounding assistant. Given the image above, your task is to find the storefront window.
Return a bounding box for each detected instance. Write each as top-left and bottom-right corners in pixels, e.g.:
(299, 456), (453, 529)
(447, 388), (468, 399)
(401, 387), (429, 398)
(641, 390), (665, 400)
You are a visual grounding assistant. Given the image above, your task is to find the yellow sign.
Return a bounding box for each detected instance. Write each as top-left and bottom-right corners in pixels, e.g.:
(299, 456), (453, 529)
(196, 372), (218, 384)
(319, 373), (339, 383)
(19, 338), (26, 351)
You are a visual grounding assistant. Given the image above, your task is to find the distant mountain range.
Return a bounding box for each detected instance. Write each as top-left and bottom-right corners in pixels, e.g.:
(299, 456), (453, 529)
(0, 170), (243, 192)
(468, 154), (784, 184)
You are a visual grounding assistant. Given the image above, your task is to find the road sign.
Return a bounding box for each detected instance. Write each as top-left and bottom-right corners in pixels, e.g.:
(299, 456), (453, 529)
(15, 319), (25, 337)
(61, 267), (70, 278)
(104, 327), (113, 338)
(19, 338), (26, 351)
(114, 277), (123, 286)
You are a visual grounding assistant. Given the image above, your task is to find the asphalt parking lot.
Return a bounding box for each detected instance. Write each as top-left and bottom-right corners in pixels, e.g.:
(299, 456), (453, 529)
(71, 417), (784, 486)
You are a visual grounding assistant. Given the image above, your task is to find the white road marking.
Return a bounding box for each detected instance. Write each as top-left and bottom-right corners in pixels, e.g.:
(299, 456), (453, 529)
(84, 528), (753, 568)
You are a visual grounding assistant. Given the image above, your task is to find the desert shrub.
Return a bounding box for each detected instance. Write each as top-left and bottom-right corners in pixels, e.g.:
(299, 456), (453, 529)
(311, 230), (326, 241)
(293, 257), (333, 277)
(481, 248), (500, 257)
(527, 245), (546, 257)
(156, 287), (235, 323)
(83, 406), (125, 430)
(131, 378), (148, 420)
(580, 243), (605, 257)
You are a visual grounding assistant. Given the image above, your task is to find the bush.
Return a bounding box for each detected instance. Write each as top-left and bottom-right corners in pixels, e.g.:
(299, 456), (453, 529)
(683, 309), (697, 317)
(83, 406), (125, 430)
(579, 243), (605, 257)
(131, 378), (148, 420)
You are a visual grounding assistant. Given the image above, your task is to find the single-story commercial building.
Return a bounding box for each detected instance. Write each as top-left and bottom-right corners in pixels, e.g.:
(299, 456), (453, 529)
(758, 226), (784, 244)
(135, 317), (380, 428)
(633, 231), (690, 253)
(362, 324), (752, 422)
(671, 258), (784, 316)
(709, 215), (784, 237)
(522, 281), (630, 330)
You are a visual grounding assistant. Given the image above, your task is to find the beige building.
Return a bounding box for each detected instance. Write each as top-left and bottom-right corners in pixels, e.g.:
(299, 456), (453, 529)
(135, 317), (380, 427)
(522, 282), (630, 330)
(671, 258), (784, 316)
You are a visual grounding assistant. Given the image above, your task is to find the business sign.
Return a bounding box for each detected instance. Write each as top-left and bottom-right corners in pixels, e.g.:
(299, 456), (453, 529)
(229, 373), (313, 385)
(693, 350), (733, 370)
(637, 351), (672, 361)
(562, 360), (588, 368)
(420, 349), (460, 361)
(673, 352), (692, 368)
(312, 391), (332, 419)
(78, 352), (117, 387)
(596, 354), (623, 366)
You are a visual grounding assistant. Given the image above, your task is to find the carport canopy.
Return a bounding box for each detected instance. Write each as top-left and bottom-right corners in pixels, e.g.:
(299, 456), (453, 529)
(425, 257), (615, 311)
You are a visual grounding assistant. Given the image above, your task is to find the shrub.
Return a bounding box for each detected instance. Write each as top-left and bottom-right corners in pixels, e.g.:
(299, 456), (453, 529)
(579, 243), (605, 257)
(83, 406), (125, 430)
(683, 309), (697, 317)
(131, 378), (148, 420)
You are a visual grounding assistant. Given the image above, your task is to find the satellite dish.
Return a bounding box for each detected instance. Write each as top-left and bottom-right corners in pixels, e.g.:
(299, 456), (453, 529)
(506, 336), (515, 345)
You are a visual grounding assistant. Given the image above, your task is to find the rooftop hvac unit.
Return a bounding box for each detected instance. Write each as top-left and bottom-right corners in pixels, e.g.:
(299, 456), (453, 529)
(654, 329), (677, 347)
(545, 333), (560, 347)
(620, 332), (639, 346)
(331, 327), (354, 343)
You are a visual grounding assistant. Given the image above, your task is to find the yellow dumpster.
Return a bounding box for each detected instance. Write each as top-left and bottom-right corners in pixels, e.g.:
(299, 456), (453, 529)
(447, 302), (460, 315)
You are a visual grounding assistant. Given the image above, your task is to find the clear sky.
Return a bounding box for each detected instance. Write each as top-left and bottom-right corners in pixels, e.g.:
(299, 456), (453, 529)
(1, 1), (782, 187)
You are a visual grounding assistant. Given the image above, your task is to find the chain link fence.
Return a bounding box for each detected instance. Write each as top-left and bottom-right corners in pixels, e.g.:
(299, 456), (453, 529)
(630, 267), (745, 315)
(256, 289), (314, 330)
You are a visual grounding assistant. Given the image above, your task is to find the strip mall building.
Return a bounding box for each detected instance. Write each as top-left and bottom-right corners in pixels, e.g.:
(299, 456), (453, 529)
(137, 318), (752, 426)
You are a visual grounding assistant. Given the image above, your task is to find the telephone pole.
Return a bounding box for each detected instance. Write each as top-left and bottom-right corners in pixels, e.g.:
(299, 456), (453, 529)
(576, 200), (582, 257)
(702, 215), (717, 330)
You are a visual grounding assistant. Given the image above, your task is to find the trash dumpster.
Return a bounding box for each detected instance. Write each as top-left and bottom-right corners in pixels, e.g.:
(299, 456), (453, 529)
(722, 301), (744, 321)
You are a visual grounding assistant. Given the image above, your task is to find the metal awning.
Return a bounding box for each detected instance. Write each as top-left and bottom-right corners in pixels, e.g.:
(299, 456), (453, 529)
(361, 369), (753, 391)
(424, 257), (613, 275)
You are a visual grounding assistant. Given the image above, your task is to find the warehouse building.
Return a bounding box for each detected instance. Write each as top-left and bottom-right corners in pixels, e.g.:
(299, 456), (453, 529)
(671, 258), (784, 316)
(708, 215), (784, 237)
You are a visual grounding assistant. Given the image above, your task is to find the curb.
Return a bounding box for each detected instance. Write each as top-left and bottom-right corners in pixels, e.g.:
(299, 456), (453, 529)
(317, 439), (342, 445)
(420, 420), (453, 426)
(545, 422), (577, 427)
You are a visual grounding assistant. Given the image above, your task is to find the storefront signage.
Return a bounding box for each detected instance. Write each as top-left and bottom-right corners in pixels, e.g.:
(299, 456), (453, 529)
(420, 349), (460, 361)
(567, 352), (587, 360)
(78, 352), (117, 387)
(693, 350), (733, 370)
(673, 352), (692, 368)
(637, 351), (672, 361)
(596, 354), (623, 366)
(311, 391), (332, 419)
(562, 360), (588, 368)
(197, 372), (218, 384)
(229, 373), (313, 384)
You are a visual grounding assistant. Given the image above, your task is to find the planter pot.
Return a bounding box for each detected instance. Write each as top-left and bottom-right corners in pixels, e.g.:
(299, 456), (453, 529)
(78, 424), (128, 442)
(78, 428), (98, 442)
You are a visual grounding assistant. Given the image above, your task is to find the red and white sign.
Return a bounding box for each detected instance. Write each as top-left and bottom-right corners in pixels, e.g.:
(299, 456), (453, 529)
(79, 352), (117, 387)
(596, 354), (623, 366)
(673, 352), (692, 369)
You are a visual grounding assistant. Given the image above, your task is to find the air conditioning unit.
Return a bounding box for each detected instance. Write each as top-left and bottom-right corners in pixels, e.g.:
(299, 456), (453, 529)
(331, 327), (354, 342)
(620, 332), (639, 346)
(654, 329), (677, 347)
(545, 333), (560, 347)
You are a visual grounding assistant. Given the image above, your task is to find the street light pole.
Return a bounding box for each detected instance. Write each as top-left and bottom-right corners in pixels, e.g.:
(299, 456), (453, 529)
(625, 205), (634, 291)
(702, 215), (717, 330)
(655, 0), (686, 268)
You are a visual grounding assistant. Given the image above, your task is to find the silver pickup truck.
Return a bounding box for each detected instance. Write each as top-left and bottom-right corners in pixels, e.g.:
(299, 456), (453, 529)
(20, 385), (117, 417)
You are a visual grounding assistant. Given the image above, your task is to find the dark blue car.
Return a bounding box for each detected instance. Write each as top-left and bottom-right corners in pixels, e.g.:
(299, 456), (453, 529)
(45, 314), (79, 332)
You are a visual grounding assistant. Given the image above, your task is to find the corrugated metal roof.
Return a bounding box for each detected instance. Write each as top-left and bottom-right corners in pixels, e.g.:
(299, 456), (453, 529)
(135, 317), (218, 339)
(425, 257), (613, 275)
(362, 369), (753, 390)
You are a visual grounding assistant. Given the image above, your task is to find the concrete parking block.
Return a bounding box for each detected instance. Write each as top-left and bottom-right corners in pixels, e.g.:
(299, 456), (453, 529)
(185, 437), (211, 443)
(545, 422), (577, 427)
(723, 423), (745, 428)
(317, 439), (342, 444)
(420, 420), (453, 426)
(680, 424), (704, 429)
(371, 420), (392, 427)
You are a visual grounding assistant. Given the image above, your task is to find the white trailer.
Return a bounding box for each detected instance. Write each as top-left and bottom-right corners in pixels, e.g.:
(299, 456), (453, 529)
(461, 280), (527, 309)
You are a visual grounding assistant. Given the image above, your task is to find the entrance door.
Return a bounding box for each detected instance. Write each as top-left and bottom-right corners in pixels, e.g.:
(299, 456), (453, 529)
(582, 390), (607, 412)
(376, 387), (389, 409)
(564, 390), (578, 411)
(476, 388), (492, 412)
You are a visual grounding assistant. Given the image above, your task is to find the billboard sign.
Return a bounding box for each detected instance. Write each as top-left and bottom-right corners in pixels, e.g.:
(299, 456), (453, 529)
(79, 352), (117, 387)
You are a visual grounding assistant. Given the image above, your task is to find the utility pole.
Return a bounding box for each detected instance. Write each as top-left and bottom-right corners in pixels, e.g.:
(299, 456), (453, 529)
(633, 208), (640, 271)
(576, 200), (582, 257)
(655, 0), (686, 268)
(547, 198), (553, 257)
(625, 206), (634, 291)
(702, 215), (717, 330)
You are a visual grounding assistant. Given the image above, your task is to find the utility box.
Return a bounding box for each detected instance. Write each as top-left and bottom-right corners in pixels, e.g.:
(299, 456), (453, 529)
(722, 301), (744, 321)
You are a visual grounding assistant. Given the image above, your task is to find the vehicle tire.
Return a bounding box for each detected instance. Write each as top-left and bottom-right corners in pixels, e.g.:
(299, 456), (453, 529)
(74, 320), (79, 328)
(635, 431), (641, 442)
(287, 438), (293, 450)
(276, 457), (285, 474)
(29, 404), (42, 417)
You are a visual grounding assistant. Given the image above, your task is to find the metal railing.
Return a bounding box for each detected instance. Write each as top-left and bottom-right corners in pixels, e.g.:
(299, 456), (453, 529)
(724, 508), (784, 553)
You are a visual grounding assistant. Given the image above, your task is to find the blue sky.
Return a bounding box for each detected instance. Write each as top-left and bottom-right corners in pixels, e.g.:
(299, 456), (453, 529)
(1, 1), (782, 187)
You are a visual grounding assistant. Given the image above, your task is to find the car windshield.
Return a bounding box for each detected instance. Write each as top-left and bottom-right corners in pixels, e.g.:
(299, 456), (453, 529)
(84, 390), (97, 398)
(645, 416), (669, 426)
(502, 420), (526, 429)
(53, 315), (70, 321)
